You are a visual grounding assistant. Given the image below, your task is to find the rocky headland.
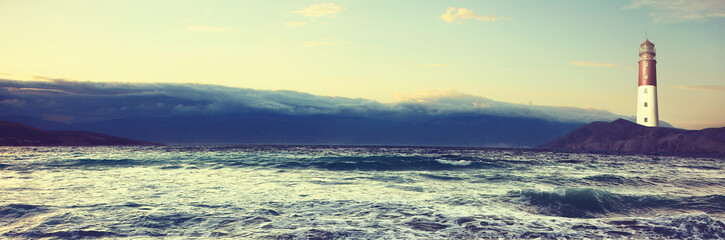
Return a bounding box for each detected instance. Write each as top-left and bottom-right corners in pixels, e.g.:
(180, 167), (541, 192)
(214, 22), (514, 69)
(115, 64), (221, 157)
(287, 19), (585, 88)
(539, 119), (725, 154)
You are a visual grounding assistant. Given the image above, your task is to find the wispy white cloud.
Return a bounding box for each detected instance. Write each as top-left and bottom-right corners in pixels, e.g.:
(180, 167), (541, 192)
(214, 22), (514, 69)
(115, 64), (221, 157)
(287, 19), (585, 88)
(624, 0), (725, 23)
(186, 25), (234, 32)
(296, 3), (342, 18)
(671, 85), (725, 92)
(285, 21), (308, 27)
(394, 90), (484, 106)
(0, 72), (68, 82)
(441, 7), (510, 23)
(570, 61), (625, 68)
(304, 39), (350, 48)
(420, 63), (453, 68)
(4, 87), (71, 95)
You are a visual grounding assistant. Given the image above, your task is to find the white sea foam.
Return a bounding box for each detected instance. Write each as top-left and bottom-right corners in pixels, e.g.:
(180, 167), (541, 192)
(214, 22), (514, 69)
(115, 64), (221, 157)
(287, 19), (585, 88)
(435, 158), (472, 166)
(0, 146), (723, 239)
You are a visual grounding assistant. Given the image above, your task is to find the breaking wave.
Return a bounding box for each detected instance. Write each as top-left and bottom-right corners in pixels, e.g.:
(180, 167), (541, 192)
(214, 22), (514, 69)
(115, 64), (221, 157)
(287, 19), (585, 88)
(512, 188), (725, 218)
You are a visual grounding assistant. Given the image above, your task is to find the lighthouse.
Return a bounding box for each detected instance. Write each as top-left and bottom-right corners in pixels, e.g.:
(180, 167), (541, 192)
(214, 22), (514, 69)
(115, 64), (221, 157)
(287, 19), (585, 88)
(637, 39), (659, 127)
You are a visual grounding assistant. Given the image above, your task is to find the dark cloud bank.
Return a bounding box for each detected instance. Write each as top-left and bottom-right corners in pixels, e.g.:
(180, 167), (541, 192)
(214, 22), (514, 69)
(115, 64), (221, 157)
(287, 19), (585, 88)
(0, 79), (631, 146)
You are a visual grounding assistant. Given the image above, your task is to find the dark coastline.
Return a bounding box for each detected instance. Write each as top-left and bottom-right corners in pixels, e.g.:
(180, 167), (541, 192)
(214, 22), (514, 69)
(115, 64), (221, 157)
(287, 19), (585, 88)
(0, 120), (162, 146)
(538, 119), (725, 155)
(3, 118), (724, 157)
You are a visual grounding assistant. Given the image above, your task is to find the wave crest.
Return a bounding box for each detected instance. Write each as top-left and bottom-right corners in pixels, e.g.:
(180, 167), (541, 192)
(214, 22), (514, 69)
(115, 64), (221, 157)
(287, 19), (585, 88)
(512, 188), (725, 218)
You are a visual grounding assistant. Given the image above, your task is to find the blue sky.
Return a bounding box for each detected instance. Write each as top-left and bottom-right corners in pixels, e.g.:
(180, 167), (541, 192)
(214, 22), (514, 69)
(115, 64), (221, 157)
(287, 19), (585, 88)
(0, 0), (723, 129)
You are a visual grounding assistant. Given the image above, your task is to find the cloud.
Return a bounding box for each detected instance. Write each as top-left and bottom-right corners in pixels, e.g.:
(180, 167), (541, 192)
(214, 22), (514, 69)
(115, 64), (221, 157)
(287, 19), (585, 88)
(671, 85), (725, 92)
(285, 21), (308, 27)
(0, 72), (66, 82)
(0, 79), (624, 124)
(570, 61), (625, 68)
(1, 98), (27, 108)
(420, 63), (453, 68)
(304, 39), (350, 47)
(186, 25), (234, 32)
(394, 90), (488, 112)
(393, 90), (620, 123)
(296, 3), (342, 18)
(624, 0), (725, 23)
(441, 7), (510, 23)
(4, 87), (71, 95)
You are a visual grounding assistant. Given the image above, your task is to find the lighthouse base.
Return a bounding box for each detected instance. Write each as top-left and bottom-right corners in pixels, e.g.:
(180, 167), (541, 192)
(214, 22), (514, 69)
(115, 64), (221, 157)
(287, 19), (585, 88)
(636, 85), (659, 127)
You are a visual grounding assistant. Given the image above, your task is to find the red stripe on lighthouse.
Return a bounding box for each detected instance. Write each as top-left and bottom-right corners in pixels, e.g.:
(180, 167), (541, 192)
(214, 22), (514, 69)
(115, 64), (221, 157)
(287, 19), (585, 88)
(638, 60), (657, 86)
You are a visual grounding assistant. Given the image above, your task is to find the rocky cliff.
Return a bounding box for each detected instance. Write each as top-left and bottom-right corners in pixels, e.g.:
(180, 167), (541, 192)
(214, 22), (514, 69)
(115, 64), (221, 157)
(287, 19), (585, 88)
(538, 119), (725, 154)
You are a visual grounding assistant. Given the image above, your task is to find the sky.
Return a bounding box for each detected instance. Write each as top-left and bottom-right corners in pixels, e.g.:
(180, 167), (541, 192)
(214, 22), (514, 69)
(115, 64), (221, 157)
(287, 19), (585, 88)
(0, 0), (723, 129)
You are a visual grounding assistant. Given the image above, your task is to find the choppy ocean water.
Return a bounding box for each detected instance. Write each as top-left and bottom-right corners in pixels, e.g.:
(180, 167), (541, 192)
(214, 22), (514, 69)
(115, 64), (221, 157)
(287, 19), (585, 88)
(1, 145), (724, 239)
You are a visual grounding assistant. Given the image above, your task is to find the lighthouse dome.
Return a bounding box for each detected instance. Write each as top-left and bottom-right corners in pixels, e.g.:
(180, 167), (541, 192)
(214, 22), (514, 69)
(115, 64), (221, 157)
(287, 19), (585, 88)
(640, 39), (654, 46)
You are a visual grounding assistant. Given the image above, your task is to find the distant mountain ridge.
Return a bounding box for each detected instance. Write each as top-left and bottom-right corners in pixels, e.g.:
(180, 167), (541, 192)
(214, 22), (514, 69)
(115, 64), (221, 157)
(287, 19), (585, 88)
(539, 119), (725, 154)
(2, 113), (582, 147)
(0, 79), (645, 147)
(0, 120), (161, 146)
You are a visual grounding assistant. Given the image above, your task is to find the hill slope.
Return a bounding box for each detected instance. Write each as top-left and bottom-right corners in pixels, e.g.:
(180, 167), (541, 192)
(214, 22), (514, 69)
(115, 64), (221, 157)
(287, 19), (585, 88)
(538, 119), (725, 154)
(55, 113), (581, 147)
(0, 121), (161, 146)
(1, 79), (630, 146)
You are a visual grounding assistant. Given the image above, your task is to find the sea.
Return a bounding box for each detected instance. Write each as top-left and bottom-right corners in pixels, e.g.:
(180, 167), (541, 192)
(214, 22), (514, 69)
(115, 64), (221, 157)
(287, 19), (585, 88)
(1, 145), (724, 239)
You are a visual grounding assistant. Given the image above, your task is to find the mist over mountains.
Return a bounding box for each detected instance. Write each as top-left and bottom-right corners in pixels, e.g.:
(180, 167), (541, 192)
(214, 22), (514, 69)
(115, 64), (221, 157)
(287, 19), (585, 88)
(1, 79), (631, 146)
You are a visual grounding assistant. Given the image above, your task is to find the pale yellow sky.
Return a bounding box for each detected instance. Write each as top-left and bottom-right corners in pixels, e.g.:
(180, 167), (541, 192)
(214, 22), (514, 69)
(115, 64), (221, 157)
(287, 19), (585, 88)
(0, 0), (723, 129)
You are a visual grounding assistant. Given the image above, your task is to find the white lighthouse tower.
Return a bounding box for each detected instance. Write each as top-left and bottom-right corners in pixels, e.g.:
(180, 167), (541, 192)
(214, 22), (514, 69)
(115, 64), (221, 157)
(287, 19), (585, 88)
(637, 39), (659, 127)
